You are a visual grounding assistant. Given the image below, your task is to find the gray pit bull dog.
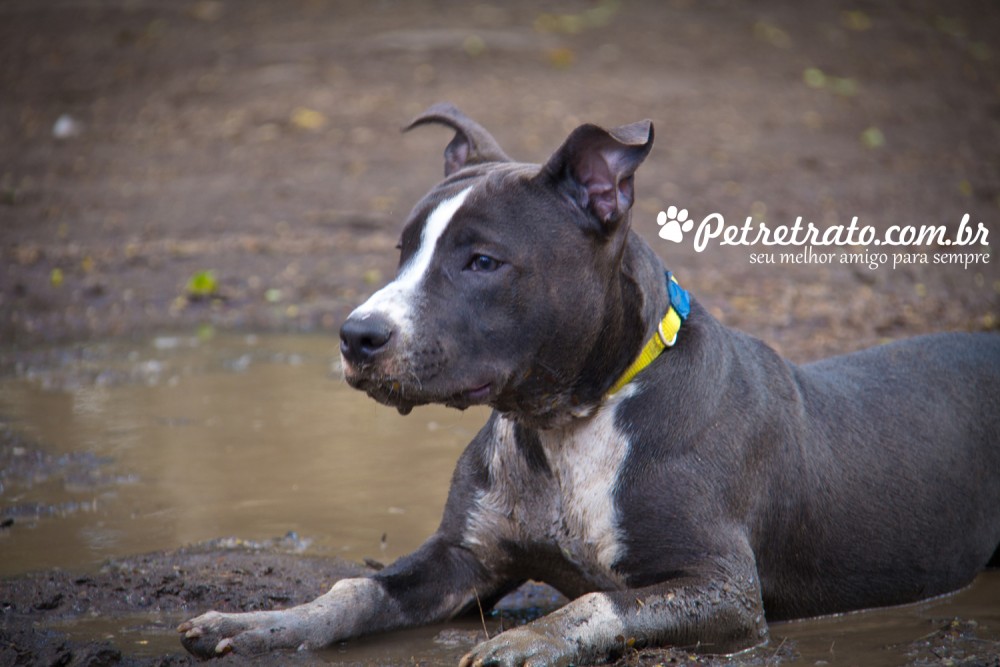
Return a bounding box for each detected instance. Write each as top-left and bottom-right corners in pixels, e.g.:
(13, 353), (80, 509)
(180, 104), (1000, 665)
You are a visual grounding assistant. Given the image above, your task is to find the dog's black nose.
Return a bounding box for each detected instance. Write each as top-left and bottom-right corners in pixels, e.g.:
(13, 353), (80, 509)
(340, 314), (393, 364)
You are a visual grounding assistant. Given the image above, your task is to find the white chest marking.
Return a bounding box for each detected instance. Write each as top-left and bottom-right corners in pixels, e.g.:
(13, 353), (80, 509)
(538, 388), (634, 574)
(465, 387), (636, 583)
(348, 186), (473, 332)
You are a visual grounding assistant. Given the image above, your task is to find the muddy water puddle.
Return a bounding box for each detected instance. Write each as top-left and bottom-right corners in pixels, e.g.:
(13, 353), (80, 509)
(1, 332), (997, 665)
(0, 333), (487, 576)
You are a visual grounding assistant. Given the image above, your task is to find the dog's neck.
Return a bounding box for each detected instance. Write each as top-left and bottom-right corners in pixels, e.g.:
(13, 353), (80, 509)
(606, 270), (689, 396)
(501, 232), (673, 430)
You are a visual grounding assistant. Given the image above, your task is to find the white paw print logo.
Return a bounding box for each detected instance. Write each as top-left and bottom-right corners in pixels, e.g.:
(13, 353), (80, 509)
(657, 205), (694, 243)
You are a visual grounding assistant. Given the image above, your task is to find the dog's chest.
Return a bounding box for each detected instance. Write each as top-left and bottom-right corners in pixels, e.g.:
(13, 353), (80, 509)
(539, 410), (630, 576)
(465, 396), (633, 589)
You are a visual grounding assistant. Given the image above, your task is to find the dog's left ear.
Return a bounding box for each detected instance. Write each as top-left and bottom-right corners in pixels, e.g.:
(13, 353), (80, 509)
(539, 120), (653, 229)
(404, 103), (512, 177)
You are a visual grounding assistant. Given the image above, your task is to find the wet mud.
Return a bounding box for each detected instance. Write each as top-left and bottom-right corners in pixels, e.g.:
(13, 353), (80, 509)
(1, 537), (367, 667)
(2, 525), (998, 666)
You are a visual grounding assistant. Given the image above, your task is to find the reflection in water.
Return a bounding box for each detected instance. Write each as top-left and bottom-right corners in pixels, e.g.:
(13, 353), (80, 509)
(0, 333), (486, 577)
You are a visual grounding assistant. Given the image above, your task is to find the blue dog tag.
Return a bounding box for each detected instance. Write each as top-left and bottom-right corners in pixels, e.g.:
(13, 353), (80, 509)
(666, 271), (690, 321)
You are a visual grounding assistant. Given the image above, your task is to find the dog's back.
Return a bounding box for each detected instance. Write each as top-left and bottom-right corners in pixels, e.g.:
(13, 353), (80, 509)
(756, 332), (1000, 619)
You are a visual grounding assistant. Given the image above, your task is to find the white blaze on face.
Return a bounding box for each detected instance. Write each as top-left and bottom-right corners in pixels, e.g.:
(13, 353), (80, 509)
(348, 186), (474, 335)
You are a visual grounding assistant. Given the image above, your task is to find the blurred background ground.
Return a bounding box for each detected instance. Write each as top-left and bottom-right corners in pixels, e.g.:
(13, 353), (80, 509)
(2, 0), (997, 361)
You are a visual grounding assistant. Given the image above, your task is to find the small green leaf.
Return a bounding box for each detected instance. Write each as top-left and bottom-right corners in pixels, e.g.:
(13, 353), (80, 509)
(197, 323), (216, 340)
(462, 34), (486, 56)
(841, 10), (872, 31)
(861, 126), (885, 148)
(754, 21), (792, 49)
(803, 67), (826, 88)
(186, 270), (219, 298)
(830, 76), (859, 97)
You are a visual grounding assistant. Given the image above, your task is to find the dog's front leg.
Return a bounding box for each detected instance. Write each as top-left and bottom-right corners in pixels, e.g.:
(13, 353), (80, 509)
(177, 576), (388, 657)
(178, 535), (503, 658)
(460, 562), (768, 667)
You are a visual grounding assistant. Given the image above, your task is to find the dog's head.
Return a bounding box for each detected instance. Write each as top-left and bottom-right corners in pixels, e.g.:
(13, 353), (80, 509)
(340, 104), (655, 427)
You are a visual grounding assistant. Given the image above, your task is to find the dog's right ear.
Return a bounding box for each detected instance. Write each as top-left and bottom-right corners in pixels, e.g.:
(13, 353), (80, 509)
(404, 103), (512, 177)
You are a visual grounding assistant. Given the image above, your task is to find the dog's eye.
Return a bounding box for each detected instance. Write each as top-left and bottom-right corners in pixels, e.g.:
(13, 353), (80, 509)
(468, 254), (502, 272)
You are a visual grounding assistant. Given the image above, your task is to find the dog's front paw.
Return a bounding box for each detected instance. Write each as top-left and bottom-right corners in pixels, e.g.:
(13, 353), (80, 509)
(177, 609), (306, 658)
(459, 627), (576, 667)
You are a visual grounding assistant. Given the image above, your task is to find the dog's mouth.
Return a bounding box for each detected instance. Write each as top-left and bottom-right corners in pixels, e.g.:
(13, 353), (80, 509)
(344, 372), (497, 415)
(461, 382), (492, 404)
(347, 370), (590, 429)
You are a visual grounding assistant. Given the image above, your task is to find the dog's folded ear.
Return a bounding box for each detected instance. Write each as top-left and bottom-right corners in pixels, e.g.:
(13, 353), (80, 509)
(404, 103), (512, 177)
(539, 120), (654, 229)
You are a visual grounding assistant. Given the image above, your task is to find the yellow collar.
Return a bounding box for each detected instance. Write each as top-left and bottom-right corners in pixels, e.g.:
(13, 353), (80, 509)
(606, 272), (689, 396)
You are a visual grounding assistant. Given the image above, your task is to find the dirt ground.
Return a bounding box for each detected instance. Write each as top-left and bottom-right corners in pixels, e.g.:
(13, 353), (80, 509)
(1, 0), (999, 665)
(3, 0), (998, 357)
(0, 537), (369, 667)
